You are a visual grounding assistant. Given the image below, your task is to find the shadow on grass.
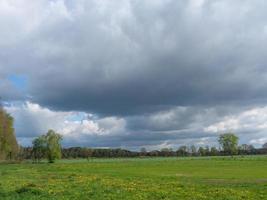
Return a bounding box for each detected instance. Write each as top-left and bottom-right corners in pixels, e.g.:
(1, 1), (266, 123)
(15, 183), (42, 195)
(0, 183), (45, 199)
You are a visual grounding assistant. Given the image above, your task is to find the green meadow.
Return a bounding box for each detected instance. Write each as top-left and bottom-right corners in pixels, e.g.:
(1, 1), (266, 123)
(0, 156), (267, 200)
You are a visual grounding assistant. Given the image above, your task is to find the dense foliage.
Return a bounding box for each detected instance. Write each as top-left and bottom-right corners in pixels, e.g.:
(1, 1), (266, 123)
(218, 133), (239, 155)
(32, 130), (62, 163)
(0, 107), (18, 160)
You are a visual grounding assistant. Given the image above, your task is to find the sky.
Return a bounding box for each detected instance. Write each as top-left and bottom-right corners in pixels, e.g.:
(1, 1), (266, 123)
(1, 0), (267, 150)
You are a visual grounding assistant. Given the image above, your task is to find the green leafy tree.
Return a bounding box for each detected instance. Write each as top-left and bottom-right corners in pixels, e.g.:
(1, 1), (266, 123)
(205, 146), (210, 156)
(45, 130), (62, 163)
(32, 135), (47, 163)
(218, 133), (239, 155)
(32, 130), (62, 163)
(0, 107), (19, 160)
(198, 147), (206, 156)
(190, 145), (197, 156)
(161, 148), (173, 157)
(177, 146), (188, 156)
(210, 147), (218, 156)
(262, 143), (267, 149)
(140, 147), (147, 156)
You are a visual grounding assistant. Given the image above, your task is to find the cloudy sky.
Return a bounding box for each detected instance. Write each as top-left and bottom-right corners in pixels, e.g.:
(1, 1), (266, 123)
(1, 0), (267, 150)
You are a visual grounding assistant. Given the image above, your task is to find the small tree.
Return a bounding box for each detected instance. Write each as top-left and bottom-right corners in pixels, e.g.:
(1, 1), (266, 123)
(45, 130), (62, 163)
(262, 143), (267, 149)
(140, 147), (147, 156)
(0, 107), (19, 160)
(32, 130), (62, 163)
(218, 133), (239, 155)
(210, 147), (218, 156)
(198, 147), (206, 156)
(32, 135), (47, 163)
(177, 146), (188, 156)
(205, 146), (210, 156)
(190, 145), (197, 156)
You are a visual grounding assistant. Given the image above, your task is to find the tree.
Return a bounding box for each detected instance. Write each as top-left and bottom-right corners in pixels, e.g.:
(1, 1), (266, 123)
(32, 135), (47, 162)
(32, 130), (62, 163)
(210, 147), (218, 156)
(140, 147), (147, 156)
(205, 146), (210, 156)
(247, 145), (255, 154)
(0, 106), (19, 160)
(160, 148), (174, 157)
(240, 144), (250, 151)
(218, 133), (239, 155)
(198, 147), (206, 156)
(177, 146), (188, 156)
(45, 130), (62, 163)
(190, 145), (197, 156)
(262, 143), (267, 149)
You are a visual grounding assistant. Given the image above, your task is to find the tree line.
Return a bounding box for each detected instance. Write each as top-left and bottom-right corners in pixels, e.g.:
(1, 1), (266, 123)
(18, 133), (267, 161)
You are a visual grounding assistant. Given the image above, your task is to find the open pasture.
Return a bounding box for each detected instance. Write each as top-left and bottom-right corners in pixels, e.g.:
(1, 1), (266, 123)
(0, 156), (267, 200)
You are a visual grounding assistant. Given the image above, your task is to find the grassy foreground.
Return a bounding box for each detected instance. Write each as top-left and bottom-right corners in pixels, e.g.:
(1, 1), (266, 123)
(0, 156), (267, 200)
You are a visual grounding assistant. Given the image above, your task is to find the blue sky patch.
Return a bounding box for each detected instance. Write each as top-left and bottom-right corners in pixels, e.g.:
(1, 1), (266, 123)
(8, 74), (28, 91)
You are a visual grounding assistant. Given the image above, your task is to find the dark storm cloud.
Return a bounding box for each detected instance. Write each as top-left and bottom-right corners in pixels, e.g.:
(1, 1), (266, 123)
(126, 106), (235, 132)
(2, 0), (267, 148)
(2, 0), (267, 116)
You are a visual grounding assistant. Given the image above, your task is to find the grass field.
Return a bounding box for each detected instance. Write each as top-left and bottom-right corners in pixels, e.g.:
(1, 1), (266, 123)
(0, 156), (267, 200)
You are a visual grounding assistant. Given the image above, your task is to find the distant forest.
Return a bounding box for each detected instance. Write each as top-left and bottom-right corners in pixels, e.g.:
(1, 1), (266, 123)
(18, 134), (267, 159)
(20, 144), (267, 160)
(1, 106), (267, 162)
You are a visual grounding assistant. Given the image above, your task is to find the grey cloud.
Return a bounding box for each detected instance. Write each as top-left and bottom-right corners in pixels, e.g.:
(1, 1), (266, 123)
(2, 0), (267, 148)
(126, 106), (248, 132)
(1, 0), (267, 115)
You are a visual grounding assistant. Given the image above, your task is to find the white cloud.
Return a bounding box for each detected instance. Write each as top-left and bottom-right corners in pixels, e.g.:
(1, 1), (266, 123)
(5, 101), (126, 146)
(250, 138), (267, 145)
(4, 101), (267, 148)
(205, 107), (267, 133)
(204, 107), (267, 146)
